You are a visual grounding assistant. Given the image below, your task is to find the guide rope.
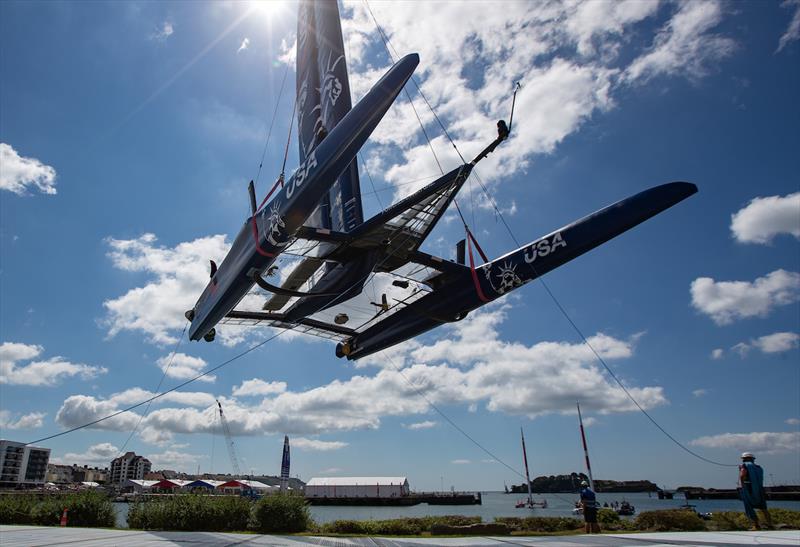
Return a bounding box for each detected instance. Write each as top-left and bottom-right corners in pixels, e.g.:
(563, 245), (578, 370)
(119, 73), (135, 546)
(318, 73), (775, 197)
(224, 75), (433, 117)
(115, 325), (187, 458)
(254, 63), (291, 189)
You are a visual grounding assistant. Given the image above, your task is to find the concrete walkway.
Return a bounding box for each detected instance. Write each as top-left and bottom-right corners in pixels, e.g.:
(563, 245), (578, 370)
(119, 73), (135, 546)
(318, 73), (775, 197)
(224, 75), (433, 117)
(0, 526), (798, 546)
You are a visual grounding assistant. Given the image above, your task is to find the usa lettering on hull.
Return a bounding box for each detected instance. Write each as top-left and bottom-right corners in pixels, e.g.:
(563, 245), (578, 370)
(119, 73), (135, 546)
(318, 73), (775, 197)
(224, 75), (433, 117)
(524, 232), (567, 263)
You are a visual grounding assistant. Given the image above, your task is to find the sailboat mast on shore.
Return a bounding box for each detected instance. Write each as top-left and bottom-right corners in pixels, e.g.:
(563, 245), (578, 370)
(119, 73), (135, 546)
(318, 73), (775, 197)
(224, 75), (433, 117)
(520, 427), (534, 507)
(577, 402), (595, 491)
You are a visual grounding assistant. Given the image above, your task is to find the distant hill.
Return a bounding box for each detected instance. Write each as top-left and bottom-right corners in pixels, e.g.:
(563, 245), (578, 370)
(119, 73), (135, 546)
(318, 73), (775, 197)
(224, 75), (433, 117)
(510, 472), (658, 493)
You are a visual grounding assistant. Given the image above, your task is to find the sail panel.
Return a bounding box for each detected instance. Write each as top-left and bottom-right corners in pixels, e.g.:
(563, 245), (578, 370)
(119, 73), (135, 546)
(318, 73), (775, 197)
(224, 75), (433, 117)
(296, 0), (364, 232)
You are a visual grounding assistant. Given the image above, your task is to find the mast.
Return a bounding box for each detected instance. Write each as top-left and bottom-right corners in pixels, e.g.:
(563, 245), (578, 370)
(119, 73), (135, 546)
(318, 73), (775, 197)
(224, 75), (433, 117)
(280, 435), (290, 492)
(520, 427), (534, 507)
(577, 402), (595, 491)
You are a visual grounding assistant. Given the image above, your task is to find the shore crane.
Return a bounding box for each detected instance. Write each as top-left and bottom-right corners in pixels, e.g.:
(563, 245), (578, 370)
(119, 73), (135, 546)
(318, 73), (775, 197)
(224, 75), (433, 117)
(216, 399), (242, 476)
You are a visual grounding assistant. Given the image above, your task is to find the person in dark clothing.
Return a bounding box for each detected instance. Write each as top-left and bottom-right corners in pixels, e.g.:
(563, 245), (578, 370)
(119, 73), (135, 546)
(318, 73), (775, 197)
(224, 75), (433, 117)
(739, 452), (773, 530)
(579, 480), (601, 533)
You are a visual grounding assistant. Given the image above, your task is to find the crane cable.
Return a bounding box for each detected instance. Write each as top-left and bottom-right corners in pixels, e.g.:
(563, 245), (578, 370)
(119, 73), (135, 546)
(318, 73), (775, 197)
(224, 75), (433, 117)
(363, 0), (736, 469)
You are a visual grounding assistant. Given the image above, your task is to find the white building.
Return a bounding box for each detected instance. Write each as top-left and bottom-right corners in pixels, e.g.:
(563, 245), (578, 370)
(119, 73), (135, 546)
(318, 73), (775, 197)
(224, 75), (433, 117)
(123, 479), (159, 493)
(305, 477), (410, 498)
(109, 452), (151, 484)
(0, 439), (50, 487)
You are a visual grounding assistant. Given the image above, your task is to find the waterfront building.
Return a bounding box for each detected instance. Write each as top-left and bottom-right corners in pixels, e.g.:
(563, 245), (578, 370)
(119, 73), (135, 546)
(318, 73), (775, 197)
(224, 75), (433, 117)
(123, 479), (159, 493)
(185, 479), (225, 493)
(217, 479), (274, 495)
(46, 463), (108, 484)
(109, 452), (151, 484)
(151, 479), (193, 492)
(305, 477), (410, 498)
(0, 439), (50, 487)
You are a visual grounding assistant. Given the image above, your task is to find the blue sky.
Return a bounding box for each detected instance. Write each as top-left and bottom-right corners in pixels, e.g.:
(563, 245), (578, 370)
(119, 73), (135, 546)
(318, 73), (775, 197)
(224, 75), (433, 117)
(1, 1), (798, 491)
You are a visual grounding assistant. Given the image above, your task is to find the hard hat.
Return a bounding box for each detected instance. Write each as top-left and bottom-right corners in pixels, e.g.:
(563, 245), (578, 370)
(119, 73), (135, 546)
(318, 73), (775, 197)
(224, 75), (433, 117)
(741, 452), (755, 459)
(581, 480), (588, 486)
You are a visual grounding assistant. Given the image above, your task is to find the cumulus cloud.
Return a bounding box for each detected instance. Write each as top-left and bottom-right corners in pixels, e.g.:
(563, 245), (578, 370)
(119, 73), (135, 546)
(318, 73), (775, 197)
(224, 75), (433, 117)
(778, 0), (800, 52)
(335, 1), (734, 202)
(0, 143), (57, 195)
(157, 353), (214, 383)
(56, 305), (665, 441)
(0, 342), (106, 386)
(732, 332), (800, 357)
(102, 234), (229, 345)
(147, 449), (203, 469)
(0, 410), (46, 430)
(58, 443), (119, 466)
(624, 0), (735, 83)
(692, 388), (708, 398)
(690, 431), (800, 455)
(730, 192), (800, 244)
(786, 418), (800, 426)
(292, 438), (348, 451)
(403, 420), (437, 430)
(690, 269), (800, 325)
(232, 378), (287, 397)
(710, 348), (724, 360)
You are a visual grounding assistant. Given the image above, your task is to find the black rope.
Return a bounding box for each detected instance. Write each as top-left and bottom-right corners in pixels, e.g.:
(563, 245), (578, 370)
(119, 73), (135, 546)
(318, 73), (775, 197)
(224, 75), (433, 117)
(26, 330), (288, 446)
(254, 62), (291, 188)
(468, 167), (736, 468)
(115, 325), (187, 457)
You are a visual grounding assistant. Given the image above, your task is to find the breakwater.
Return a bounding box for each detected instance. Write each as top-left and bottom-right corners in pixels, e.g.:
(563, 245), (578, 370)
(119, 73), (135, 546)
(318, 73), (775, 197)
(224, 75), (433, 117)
(680, 486), (800, 501)
(307, 491), (482, 506)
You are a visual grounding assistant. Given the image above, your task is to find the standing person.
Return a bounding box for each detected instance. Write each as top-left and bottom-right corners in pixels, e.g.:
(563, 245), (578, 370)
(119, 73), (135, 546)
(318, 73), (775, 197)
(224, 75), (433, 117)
(579, 480), (601, 534)
(739, 452), (773, 530)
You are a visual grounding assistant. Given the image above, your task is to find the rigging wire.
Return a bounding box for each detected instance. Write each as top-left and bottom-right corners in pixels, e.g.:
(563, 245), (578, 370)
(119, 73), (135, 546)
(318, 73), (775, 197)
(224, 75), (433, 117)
(25, 329), (288, 446)
(364, 0), (735, 468)
(115, 325), (187, 457)
(254, 62), (291, 189)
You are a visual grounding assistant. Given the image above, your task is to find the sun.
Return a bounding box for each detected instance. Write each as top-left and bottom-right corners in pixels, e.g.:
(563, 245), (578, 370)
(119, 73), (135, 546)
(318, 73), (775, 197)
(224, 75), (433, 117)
(247, 0), (288, 21)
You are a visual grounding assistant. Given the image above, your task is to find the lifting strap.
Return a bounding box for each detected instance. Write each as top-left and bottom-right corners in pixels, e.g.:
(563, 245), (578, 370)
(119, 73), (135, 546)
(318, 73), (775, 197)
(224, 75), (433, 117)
(465, 225), (490, 303)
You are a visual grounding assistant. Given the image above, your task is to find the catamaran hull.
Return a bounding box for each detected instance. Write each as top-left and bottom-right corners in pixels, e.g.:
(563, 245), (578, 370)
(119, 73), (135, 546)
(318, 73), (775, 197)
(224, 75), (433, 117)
(337, 181), (697, 360)
(188, 54), (420, 341)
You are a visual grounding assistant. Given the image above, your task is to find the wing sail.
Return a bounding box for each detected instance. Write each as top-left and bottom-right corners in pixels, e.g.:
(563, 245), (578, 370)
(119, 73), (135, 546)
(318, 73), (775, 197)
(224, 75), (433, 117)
(297, 0), (363, 232)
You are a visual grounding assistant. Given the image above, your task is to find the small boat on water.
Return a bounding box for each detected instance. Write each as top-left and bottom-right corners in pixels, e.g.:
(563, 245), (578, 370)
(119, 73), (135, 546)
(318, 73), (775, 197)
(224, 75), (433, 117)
(616, 500), (635, 516)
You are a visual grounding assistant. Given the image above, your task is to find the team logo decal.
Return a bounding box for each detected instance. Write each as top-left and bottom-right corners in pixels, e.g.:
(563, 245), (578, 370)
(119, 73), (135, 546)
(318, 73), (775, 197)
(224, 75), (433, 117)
(262, 200), (287, 247)
(482, 260), (524, 295)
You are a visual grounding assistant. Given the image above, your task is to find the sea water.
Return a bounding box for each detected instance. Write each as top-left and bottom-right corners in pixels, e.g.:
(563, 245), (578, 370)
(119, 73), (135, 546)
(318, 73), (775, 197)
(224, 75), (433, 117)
(112, 491), (800, 528)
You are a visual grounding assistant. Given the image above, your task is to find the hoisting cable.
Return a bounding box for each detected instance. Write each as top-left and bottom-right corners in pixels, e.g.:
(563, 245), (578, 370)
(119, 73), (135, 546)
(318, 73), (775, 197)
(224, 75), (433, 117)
(256, 97), (298, 212)
(254, 62), (291, 189)
(366, 0), (734, 468)
(115, 325), (187, 457)
(25, 329), (289, 446)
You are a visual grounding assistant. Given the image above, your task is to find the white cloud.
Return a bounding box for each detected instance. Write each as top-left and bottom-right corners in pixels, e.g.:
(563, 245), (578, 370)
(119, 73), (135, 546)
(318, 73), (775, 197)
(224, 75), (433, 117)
(778, 0), (800, 52)
(711, 348), (724, 360)
(0, 143), (57, 195)
(451, 459), (471, 464)
(151, 21), (174, 41)
(157, 353), (215, 383)
(0, 410), (46, 430)
(690, 269), (800, 325)
(732, 332), (800, 357)
(690, 431), (800, 455)
(237, 37), (250, 54)
(56, 305), (665, 441)
(403, 420), (437, 430)
(102, 233), (229, 345)
(292, 438), (348, 451)
(319, 467), (344, 474)
(147, 449), (203, 470)
(625, 0), (735, 83)
(786, 418), (800, 426)
(336, 1), (732, 204)
(692, 388), (708, 398)
(0, 342), (107, 386)
(232, 378), (287, 397)
(58, 443), (119, 466)
(730, 192), (800, 244)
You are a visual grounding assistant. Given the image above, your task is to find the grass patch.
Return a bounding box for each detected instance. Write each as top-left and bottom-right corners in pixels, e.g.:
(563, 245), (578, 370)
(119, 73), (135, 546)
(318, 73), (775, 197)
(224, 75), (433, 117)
(494, 516), (583, 532)
(635, 510), (706, 532)
(315, 515), (481, 535)
(0, 491), (115, 527)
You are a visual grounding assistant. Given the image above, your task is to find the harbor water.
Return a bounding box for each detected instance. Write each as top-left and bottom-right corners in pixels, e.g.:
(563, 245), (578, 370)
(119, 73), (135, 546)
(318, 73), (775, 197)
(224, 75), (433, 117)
(112, 491), (800, 528)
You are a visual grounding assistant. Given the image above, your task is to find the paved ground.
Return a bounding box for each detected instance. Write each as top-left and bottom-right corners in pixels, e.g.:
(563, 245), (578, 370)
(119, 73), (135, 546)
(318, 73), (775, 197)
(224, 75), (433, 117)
(0, 526), (798, 546)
